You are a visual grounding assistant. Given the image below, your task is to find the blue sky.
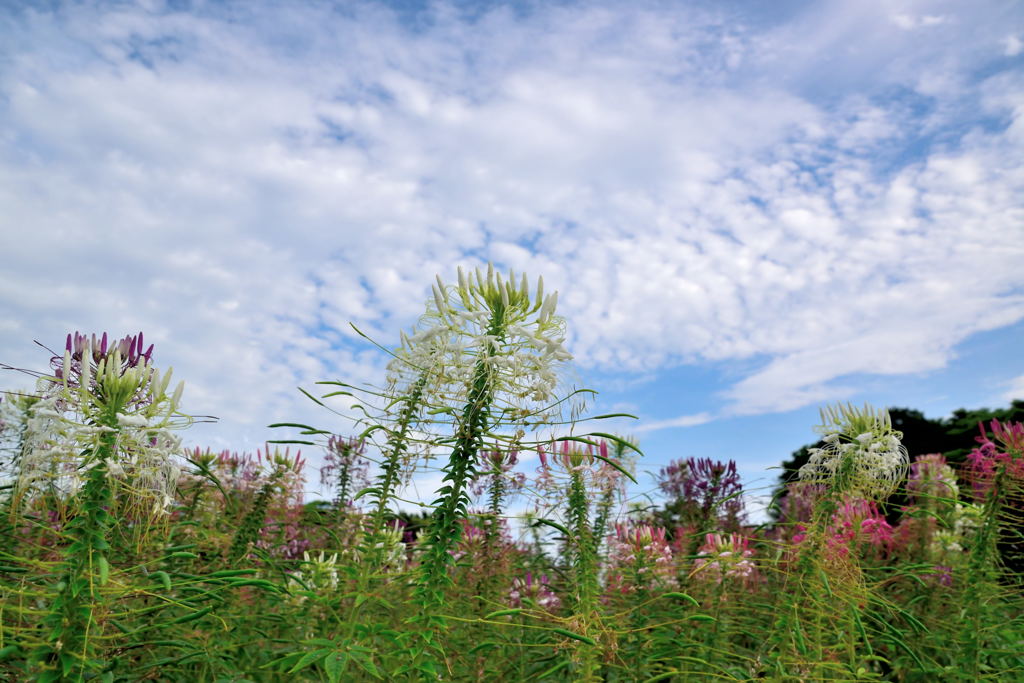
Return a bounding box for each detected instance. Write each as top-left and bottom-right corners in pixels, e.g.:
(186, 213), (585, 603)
(1, 0), (1022, 513)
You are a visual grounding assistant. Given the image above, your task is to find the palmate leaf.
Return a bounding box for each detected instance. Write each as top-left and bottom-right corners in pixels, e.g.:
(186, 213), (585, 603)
(287, 648), (333, 674)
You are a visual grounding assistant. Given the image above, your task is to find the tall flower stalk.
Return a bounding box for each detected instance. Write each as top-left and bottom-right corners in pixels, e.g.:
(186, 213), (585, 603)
(25, 333), (186, 680)
(767, 402), (908, 678)
(364, 370), (430, 560)
(396, 266), (568, 679)
(413, 266), (568, 609)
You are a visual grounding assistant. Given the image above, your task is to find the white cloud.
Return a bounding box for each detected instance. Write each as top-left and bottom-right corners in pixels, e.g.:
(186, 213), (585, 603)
(1003, 35), (1023, 57)
(636, 412), (714, 434)
(1, 0), (1022, 472)
(891, 13), (947, 31)
(1004, 375), (1024, 403)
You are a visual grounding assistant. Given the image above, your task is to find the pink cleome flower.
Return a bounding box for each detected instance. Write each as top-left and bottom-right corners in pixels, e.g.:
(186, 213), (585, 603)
(966, 420), (1024, 502)
(606, 523), (678, 594)
(792, 497), (893, 557)
(692, 533), (758, 585)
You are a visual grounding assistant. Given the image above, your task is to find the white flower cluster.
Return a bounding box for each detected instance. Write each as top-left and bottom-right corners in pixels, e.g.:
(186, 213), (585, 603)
(388, 265), (572, 411)
(799, 403), (908, 499)
(287, 551), (340, 603)
(929, 503), (982, 560)
(13, 342), (187, 516)
(952, 503), (982, 540)
(368, 524), (408, 569)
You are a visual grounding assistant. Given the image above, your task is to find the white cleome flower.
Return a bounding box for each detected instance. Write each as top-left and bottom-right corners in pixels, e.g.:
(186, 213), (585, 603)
(13, 339), (188, 517)
(798, 402), (908, 499)
(389, 264), (572, 416)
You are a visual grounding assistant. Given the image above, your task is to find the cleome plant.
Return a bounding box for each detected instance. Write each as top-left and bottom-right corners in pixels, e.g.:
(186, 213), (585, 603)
(1, 273), (1022, 682)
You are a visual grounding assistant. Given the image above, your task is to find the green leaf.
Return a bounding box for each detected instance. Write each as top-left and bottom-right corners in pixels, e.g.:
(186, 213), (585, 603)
(353, 487), (379, 501)
(169, 606), (212, 625)
(551, 627), (596, 646)
(357, 424), (385, 440)
(207, 569), (258, 578)
(163, 543), (198, 552)
(297, 386), (327, 407)
(97, 555), (109, 586)
(267, 422), (332, 434)
(586, 432), (644, 456)
(0, 645), (22, 660)
(641, 672), (681, 683)
(287, 648), (332, 674)
(262, 652), (304, 670)
(661, 592), (699, 607)
(222, 579), (280, 591)
(483, 608), (524, 619)
(324, 652), (344, 682)
(536, 659), (570, 679)
(531, 518), (570, 536)
(352, 650), (382, 679)
(320, 391), (354, 399)
(150, 573), (171, 593)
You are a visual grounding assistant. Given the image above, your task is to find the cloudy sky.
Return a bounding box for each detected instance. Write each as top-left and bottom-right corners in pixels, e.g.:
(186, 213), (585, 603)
(2, 0), (1022, 508)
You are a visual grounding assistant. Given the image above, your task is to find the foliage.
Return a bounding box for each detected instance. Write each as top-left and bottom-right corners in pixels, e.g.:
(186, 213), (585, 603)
(2, 280), (1022, 681)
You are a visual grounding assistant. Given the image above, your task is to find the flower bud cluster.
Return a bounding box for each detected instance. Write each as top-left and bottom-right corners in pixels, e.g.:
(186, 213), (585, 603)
(930, 502), (981, 558)
(658, 457), (745, 527)
(53, 331), (154, 390)
(792, 497), (893, 563)
(470, 449), (525, 498)
(777, 481), (826, 525)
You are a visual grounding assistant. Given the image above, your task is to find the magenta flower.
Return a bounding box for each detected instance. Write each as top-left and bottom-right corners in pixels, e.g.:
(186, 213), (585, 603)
(966, 420), (1024, 501)
(657, 457), (745, 529)
(792, 497), (893, 557)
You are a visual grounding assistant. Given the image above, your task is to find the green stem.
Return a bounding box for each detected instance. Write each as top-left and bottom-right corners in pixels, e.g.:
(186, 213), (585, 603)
(403, 305), (505, 680)
(368, 372), (429, 552)
(35, 407), (118, 681)
(567, 467), (600, 681)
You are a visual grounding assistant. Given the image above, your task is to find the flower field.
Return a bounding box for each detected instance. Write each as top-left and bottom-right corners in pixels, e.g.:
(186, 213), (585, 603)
(1, 268), (1022, 681)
